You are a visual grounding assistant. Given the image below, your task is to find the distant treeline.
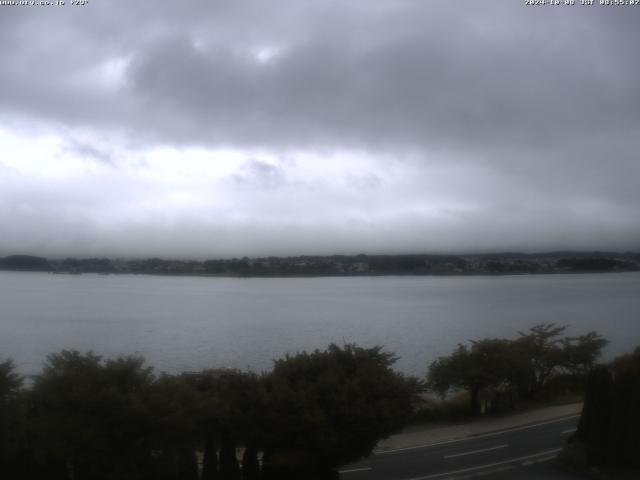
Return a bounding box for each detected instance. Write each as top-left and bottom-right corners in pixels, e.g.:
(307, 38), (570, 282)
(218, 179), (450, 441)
(1, 251), (639, 276)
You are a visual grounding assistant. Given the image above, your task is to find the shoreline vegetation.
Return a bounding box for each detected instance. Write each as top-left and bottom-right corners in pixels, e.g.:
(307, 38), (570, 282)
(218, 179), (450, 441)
(1, 251), (639, 278)
(2, 324), (636, 479)
(1, 344), (417, 480)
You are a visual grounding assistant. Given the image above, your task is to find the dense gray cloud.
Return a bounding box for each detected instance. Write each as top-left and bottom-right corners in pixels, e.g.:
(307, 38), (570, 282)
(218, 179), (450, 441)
(0, 0), (639, 257)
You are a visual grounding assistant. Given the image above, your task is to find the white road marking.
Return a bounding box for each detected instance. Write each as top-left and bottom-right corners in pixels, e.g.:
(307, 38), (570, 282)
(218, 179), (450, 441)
(443, 444), (508, 459)
(338, 466), (373, 474)
(403, 448), (563, 480)
(522, 454), (558, 466)
(436, 465), (515, 480)
(377, 414), (579, 454)
(475, 466), (514, 477)
(562, 428), (577, 435)
(533, 454), (557, 464)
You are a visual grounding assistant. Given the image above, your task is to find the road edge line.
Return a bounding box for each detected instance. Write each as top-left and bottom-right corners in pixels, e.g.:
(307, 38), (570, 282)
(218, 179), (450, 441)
(405, 448), (563, 480)
(376, 414), (579, 454)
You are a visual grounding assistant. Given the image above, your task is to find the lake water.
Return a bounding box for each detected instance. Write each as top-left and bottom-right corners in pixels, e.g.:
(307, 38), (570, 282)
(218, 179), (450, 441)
(1, 271), (639, 377)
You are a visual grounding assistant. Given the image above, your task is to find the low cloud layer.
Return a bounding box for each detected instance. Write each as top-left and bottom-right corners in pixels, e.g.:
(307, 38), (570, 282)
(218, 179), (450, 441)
(1, 1), (639, 258)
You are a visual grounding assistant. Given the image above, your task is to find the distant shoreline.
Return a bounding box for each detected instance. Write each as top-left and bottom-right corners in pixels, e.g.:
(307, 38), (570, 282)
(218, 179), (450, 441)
(1, 251), (638, 278)
(3, 267), (640, 280)
(61, 269), (640, 277)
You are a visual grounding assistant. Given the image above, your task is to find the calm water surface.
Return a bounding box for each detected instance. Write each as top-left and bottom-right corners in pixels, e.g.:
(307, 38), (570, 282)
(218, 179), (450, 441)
(1, 271), (639, 376)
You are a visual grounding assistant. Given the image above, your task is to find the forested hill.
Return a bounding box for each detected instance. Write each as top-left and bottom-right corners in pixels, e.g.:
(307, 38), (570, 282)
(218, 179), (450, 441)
(0, 252), (639, 277)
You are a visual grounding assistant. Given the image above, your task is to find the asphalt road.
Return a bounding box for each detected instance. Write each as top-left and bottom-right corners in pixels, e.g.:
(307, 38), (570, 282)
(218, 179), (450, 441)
(339, 414), (580, 480)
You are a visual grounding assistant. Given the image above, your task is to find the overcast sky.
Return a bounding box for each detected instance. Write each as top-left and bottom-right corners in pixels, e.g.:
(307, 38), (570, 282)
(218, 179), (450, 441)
(1, 0), (639, 258)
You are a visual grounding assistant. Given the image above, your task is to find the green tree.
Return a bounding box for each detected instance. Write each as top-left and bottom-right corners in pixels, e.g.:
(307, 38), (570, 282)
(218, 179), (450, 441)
(0, 360), (22, 399)
(562, 331), (609, 375)
(146, 373), (200, 480)
(0, 360), (25, 478)
(576, 346), (640, 467)
(608, 347), (640, 466)
(577, 366), (612, 465)
(219, 437), (240, 480)
(185, 369), (264, 480)
(427, 325), (607, 414)
(516, 324), (607, 398)
(515, 323), (568, 397)
(30, 351), (157, 480)
(241, 446), (260, 480)
(427, 339), (518, 415)
(261, 344), (418, 479)
(201, 436), (219, 480)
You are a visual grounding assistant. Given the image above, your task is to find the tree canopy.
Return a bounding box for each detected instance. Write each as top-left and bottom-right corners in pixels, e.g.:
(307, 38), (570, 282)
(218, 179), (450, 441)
(576, 346), (640, 468)
(0, 360), (22, 400)
(261, 344), (419, 478)
(0, 344), (419, 480)
(427, 324), (607, 415)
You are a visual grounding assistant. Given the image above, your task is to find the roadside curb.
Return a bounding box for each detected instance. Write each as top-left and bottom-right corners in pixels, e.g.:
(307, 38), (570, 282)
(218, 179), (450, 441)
(374, 403), (583, 454)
